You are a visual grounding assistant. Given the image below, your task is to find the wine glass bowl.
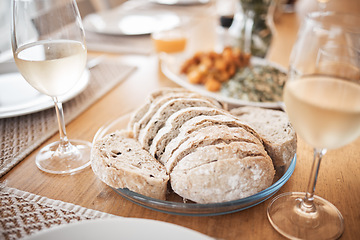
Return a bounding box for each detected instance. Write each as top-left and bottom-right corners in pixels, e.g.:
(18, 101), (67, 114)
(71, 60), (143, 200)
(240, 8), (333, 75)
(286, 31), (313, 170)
(316, 45), (360, 81)
(11, 0), (91, 174)
(14, 40), (87, 96)
(267, 11), (360, 240)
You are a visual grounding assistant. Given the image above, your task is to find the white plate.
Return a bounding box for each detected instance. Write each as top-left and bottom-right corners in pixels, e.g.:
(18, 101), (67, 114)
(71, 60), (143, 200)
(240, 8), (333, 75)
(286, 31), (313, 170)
(0, 62), (90, 118)
(161, 53), (286, 109)
(83, 9), (181, 36)
(150, 0), (210, 5)
(23, 218), (214, 240)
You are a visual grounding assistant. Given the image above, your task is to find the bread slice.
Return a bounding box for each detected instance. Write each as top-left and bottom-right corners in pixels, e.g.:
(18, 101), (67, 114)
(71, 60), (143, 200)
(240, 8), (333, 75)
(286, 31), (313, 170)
(158, 114), (261, 166)
(128, 88), (193, 132)
(171, 141), (269, 171)
(137, 98), (219, 150)
(230, 106), (297, 167)
(170, 142), (275, 203)
(91, 130), (169, 200)
(132, 91), (222, 138)
(164, 125), (262, 173)
(149, 107), (232, 162)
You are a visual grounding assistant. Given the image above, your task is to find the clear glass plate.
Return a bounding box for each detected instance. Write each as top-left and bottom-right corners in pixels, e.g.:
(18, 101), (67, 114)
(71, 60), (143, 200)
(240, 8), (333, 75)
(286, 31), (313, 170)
(92, 113), (296, 216)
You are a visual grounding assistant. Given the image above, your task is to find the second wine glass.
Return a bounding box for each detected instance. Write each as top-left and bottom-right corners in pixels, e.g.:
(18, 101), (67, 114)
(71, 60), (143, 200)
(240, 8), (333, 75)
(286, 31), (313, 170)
(11, 0), (91, 174)
(267, 11), (360, 239)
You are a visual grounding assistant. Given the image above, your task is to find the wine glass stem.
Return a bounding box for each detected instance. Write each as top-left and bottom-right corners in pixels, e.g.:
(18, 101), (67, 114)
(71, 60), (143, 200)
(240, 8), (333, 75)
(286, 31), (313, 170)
(53, 97), (71, 152)
(301, 148), (327, 213)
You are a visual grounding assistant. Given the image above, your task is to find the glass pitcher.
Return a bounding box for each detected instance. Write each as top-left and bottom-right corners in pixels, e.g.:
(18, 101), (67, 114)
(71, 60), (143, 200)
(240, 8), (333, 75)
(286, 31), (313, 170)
(229, 0), (275, 58)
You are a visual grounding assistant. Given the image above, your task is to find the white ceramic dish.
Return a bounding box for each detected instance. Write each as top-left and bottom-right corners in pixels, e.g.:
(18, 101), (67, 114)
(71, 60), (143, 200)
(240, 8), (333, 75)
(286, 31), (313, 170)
(23, 218), (214, 240)
(83, 9), (181, 36)
(92, 113), (296, 216)
(160, 53), (287, 109)
(0, 62), (90, 118)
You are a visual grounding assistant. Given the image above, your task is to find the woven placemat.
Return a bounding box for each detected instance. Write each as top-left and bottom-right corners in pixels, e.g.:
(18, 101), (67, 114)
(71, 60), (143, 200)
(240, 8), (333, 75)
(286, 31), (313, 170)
(0, 59), (136, 177)
(0, 185), (116, 240)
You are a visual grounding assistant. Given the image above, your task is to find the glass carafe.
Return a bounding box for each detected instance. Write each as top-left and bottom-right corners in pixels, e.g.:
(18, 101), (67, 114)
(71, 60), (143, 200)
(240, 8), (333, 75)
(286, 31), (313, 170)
(229, 0), (274, 58)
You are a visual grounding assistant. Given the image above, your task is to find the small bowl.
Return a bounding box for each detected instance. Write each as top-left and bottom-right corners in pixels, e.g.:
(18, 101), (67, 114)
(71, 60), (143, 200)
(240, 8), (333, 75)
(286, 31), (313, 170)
(151, 28), (187, 54)
(92, 113), (296, 216)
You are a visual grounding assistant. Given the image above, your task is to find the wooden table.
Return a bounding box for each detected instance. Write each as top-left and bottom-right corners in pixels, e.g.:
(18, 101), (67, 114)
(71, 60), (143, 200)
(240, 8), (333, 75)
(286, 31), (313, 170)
(2, 0), (360, 239)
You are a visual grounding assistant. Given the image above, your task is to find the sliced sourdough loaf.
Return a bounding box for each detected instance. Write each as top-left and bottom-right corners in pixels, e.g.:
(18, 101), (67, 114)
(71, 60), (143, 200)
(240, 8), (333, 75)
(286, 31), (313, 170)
(230, 106), (297, 167)
(158, 114), (261, 166)
(138, 98), (219, 150)
(163, 125), (262, 173)
(149, 107), (232, 162)
(170, 142), (275, 203)
(91, 130), (169, 200)
(91, 90), (297, 204)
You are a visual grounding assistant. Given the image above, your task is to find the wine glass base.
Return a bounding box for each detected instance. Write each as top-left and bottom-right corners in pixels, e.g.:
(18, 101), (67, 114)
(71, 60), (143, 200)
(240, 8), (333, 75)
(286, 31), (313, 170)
(267, 192), (344, 240)
(35, 140), (91, 175)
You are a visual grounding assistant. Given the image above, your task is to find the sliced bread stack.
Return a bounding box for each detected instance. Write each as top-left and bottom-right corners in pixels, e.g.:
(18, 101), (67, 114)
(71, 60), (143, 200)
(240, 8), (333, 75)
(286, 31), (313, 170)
(91, 88), (296, 203)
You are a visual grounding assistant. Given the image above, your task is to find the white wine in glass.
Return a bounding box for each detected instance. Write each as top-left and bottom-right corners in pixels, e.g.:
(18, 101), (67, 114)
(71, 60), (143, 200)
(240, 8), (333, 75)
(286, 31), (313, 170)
(267, 12), (360, 239)
(14, 40), (86, 96)
(11, 0), (91, 174)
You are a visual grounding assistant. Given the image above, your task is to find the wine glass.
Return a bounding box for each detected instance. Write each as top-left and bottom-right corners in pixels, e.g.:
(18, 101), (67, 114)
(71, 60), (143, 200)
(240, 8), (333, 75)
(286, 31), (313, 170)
(267, 12), (360, 239)
(11, 0), (91, 174)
